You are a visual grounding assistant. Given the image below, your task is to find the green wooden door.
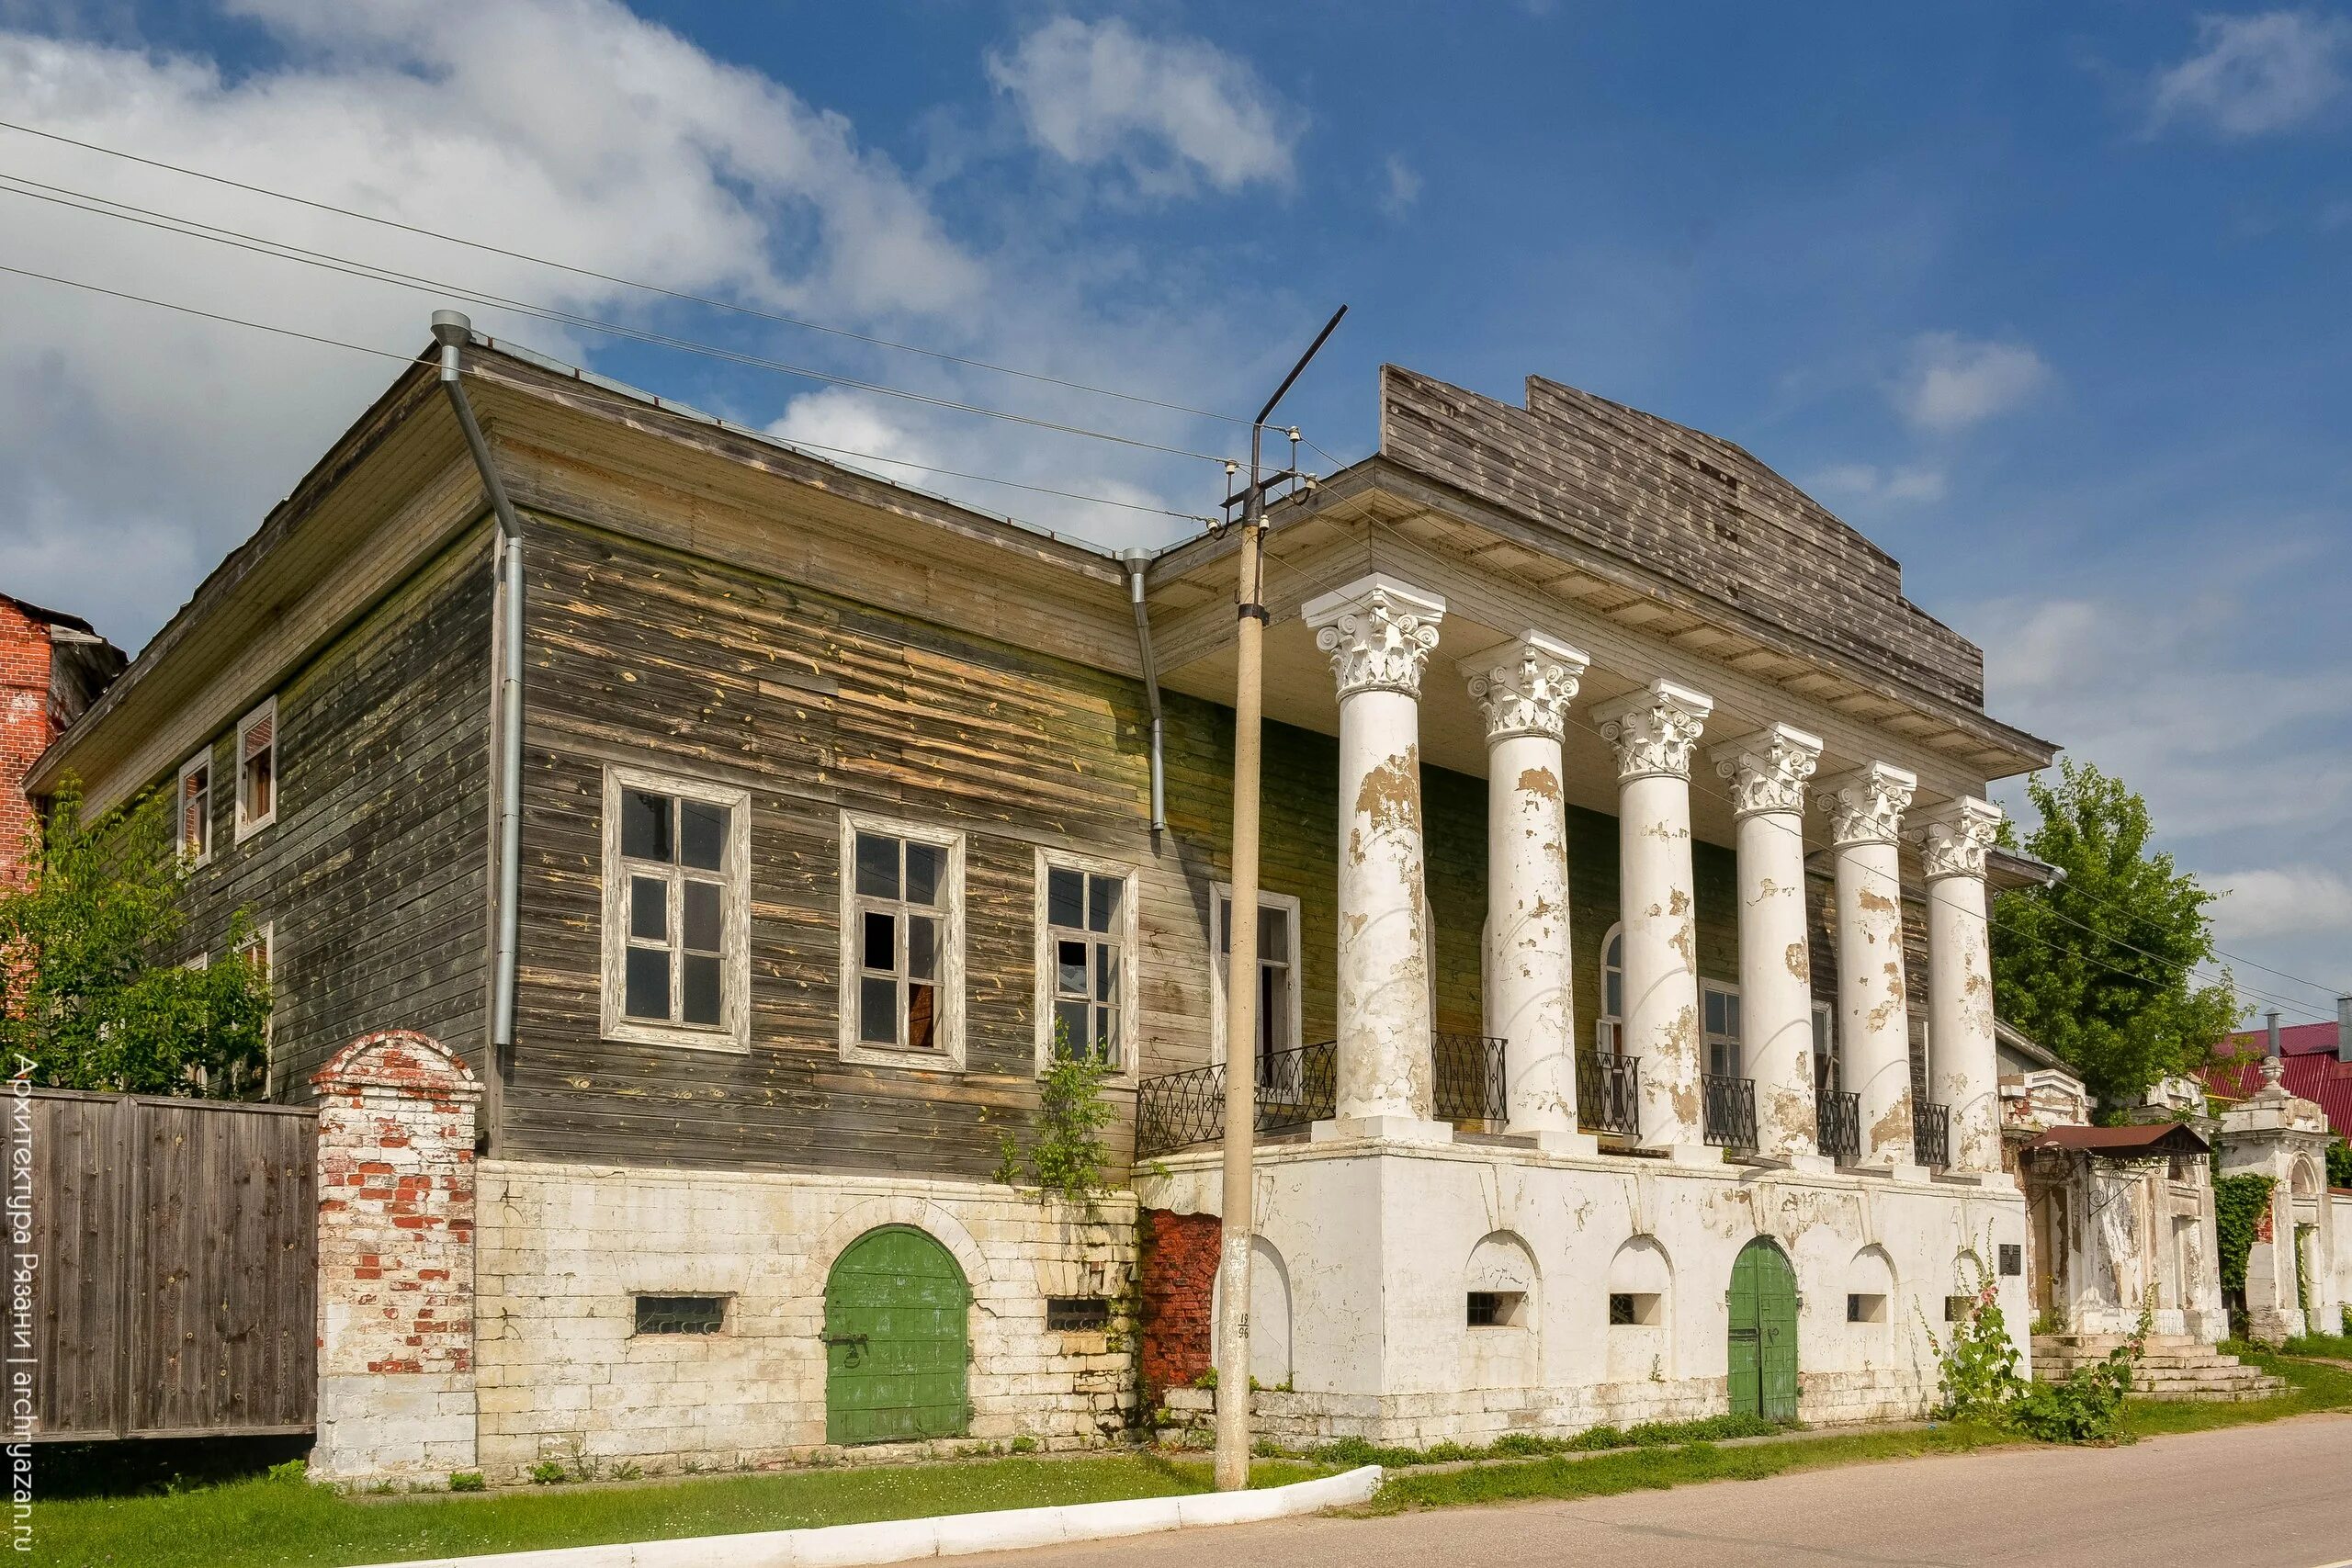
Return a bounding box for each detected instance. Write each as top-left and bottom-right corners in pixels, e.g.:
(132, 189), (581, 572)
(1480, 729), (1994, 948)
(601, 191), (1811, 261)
(824, 1227), (970, 1445)
(1728, 1238), (1800, 1423)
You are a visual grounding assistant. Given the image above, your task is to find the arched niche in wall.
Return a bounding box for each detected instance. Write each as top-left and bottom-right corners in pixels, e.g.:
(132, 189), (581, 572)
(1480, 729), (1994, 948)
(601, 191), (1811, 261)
(1463, 1231), (1541, 1389)
(1845, 1245), (1897, 1363)
(1603, 1233), (1672, 1382)
(1211, 1235), (1294, 1391)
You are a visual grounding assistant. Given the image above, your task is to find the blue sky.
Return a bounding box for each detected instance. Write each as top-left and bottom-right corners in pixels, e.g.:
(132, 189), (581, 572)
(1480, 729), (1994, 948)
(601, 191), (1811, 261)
(1, 1), (2346, 1021)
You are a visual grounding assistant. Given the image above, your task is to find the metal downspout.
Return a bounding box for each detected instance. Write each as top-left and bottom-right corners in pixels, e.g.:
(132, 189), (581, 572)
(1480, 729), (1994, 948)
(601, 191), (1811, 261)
(431, 310), (525, 1081)
(1121, 550), (1166, 834)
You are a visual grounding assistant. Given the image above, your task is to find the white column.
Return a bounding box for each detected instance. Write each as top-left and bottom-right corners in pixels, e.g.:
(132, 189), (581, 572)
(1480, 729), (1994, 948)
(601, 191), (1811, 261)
(1462, 631), (1590, 1149)
(1710, 724), (1825, 1165)
(1818, 761), (1918, 1170)
(1593, 679), (1713, 1155)
(1919, 796), (2004, 1174)
(1304, 574), (1446, 1138)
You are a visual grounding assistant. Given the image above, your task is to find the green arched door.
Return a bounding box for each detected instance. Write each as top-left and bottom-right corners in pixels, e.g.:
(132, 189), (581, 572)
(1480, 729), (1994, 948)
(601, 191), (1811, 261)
(1728, 1237), (1799, 1423)
(824, 1226), (970, 1445)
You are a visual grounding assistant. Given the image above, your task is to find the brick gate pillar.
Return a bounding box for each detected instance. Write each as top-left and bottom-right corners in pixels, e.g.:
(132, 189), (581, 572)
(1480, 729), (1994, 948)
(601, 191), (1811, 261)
(311, 1030), (481, 1483)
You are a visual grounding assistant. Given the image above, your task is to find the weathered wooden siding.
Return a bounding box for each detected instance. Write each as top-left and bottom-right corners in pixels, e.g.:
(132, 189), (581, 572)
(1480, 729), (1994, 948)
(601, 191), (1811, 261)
(1381, 367), (1985, 708)
(21, 1090), (316, 1439)
(173, 531), (495, 1096)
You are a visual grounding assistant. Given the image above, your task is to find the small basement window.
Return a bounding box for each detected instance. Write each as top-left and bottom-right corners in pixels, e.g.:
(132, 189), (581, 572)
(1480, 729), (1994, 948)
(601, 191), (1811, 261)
(1848, 1293), (1887, 1325)
(1609, 1292), (1662, 1326)
(1466, 1291), (1525, 1328)
(1046, 1297), (1112, 1332)
(1998, 1244), (2023, 1278)
(635, 1294), (728, 1335)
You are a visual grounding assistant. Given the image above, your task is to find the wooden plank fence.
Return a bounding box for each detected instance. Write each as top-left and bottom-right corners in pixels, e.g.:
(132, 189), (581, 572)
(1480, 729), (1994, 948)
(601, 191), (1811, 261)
(17, 1089), (317, 1440)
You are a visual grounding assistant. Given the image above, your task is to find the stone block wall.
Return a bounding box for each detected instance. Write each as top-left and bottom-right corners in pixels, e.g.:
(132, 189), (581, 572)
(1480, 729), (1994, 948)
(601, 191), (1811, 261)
(473, 1161), (1137, 1483)
(311, 1030), (481, 1483)
(1137, 1209), (1218, 1401)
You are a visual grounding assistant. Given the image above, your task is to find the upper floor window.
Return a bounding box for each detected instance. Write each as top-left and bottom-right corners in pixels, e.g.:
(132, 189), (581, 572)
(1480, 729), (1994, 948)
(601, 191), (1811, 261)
(1035, 852), (1136, 1074)
(233, 697), (277, 841)
(1213, 887), (1299, 1086)
(1702, 981), (1742, 1077)
(600, 767), (751, 1052)
(176, 751), (212, 866)
(1596, 923), (1624, 1055)
(839, 814), (965, 1069)
(1813, 1002), (1838, 1095)
(235, 919), (275, 1090)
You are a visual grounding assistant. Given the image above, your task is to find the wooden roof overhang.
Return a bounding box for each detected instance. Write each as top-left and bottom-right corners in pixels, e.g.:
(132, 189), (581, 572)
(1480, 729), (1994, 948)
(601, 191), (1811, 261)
(2025, 1122), (2211, 1161)
(30, 335), (1145, 816)
(1142, 455), (2058, 795)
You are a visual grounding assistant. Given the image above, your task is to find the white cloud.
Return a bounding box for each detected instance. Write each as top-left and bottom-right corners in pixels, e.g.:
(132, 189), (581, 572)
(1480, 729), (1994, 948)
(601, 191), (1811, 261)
(985, 17), (1295, 196)
(1804, 461), (1947, 506)
(2209, 866), (2352, 942)
(1378, 153), (1422, 219)
(1893, 332), (2052, 434)
(2149, 10), (2351, 138)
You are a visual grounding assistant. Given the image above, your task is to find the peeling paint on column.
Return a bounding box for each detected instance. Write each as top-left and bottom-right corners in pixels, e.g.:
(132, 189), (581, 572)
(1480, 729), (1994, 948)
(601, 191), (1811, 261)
(1820, 762), (1917, 1168)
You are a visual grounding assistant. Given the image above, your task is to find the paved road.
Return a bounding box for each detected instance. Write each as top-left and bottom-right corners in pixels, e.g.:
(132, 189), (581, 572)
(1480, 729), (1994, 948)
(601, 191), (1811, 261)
(983, 1413), (2352, 1568)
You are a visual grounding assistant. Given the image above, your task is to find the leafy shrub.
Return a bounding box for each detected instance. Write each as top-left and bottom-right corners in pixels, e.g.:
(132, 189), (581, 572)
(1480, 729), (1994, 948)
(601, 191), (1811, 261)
(996, 1036), (1115, 1204)
(447, 1472), (485, 1493)
(527, 1461), (567, 1485)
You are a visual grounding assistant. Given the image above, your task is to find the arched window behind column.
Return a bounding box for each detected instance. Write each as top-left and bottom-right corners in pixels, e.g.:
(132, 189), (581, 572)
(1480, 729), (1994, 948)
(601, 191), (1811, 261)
(1598, 923), (1624, 1055)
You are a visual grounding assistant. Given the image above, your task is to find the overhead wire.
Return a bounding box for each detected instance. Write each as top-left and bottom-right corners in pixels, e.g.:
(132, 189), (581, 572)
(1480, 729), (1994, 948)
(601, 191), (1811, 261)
(0, 261), (1215, 525)
(0, 170), (1238, 466)
(0, 117), (1257, 429)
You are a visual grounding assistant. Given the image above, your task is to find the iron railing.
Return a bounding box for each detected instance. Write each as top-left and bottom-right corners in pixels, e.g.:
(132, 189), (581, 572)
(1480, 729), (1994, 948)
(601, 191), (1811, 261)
(1817, 1089), (1860, 1163)
(1913, 1100), (1951, 1168)
(1702, 1073), (1758, 1149)
(1133, 1040), (1336, 1160)
(1577, 1053), (1641, 1137)
(1431, 1033), (1508, 1125)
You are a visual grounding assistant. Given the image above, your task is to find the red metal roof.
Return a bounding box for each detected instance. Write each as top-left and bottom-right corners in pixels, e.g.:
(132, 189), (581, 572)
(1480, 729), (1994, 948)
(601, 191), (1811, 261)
(2204, 1024), (2352, 1144)
(2027, 1123), (2211, 1158)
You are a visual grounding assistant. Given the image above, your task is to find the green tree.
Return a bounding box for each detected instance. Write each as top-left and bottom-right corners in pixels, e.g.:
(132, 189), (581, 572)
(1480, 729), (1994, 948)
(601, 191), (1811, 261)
(1991, 760), (2237, 1107)
(0, 777), (272, 1095)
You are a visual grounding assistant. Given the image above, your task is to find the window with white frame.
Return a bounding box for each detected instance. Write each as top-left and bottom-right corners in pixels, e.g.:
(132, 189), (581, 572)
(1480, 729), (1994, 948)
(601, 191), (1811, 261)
(1035, 852), (1135, 1072)
(1212, 887), (1299, 1087)
(1702, 981), (1742, 1077)
(176, 750), (212, 866)
(1596, 923), (1624, 1055)
(839, 815), (964, 1067)
(233, 697), (277, 840)
(601, 767), (752, 1051)
(234, 920), (274, 1089)
(1812, 1002), (1838, 1095)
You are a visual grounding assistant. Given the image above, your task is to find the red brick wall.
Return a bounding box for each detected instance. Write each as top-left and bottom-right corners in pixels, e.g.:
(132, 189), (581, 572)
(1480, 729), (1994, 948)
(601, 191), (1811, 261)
(311, 1029), (482, 1481)
(1137, 1208), (1220, 1400)
(0, 600), (53, 888)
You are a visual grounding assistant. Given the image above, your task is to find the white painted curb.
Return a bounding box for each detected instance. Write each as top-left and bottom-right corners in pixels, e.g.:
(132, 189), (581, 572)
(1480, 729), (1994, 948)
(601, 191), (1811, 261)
(345, 1464), (1384, 1568)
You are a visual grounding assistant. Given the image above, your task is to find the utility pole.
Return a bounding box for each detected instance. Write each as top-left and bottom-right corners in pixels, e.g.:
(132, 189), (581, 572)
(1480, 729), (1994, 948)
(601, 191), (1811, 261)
(1215, 304), (1346, 1493)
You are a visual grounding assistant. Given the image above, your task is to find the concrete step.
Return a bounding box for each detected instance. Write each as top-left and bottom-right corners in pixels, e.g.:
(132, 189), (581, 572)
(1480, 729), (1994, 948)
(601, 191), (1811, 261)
(2030, 1335), (2288, 1402)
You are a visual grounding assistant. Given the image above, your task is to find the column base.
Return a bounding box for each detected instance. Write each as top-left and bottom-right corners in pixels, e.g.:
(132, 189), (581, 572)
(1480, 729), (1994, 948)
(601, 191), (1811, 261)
(1663, 1143), (1724, 1167)
(1787, 1153), (1836, 1175)
(1529, 1129), (1600, 1157)
(1311, 1116), (1454, 1146)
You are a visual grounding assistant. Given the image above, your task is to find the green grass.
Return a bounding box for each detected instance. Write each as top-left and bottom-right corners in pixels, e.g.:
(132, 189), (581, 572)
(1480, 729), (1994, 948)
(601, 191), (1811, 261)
(2121, 1345), (2352, 1438)
(1360, 1424), (2014, 1513)
(2279, 1331), (2352, 1361)
(36, 1454), (1327, 1568)
(1280, 1412), (1795, 1470)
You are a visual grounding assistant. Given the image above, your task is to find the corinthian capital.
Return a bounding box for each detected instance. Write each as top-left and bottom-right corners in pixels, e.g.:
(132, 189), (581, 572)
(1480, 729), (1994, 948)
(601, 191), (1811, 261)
(1917, 796), (2004, 882)
(1302, 574), (1447, 700)
(1709, 723), (1825, 818)
(1816, 761), (1917, 848)
(1459, 630), (1589, 744)
(1592, 679), (1714, 782)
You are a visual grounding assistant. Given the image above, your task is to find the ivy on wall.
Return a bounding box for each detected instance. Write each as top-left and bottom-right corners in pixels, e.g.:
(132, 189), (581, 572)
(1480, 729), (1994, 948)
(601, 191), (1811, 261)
(2213, 1174), (2276, 1296)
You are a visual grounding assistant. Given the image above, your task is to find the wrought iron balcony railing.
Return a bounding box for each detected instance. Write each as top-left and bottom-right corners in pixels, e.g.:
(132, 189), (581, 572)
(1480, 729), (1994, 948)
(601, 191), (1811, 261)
(1133, 1040), (1336, 1160)
(1912, 1099), (1951, 1168)
(1577, 1053), (1641, 1137)
(1816, 1089), (1860, 1163)
(1702, 1073), (1758, 1149)
(1431, 1033), (1508, 1125)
